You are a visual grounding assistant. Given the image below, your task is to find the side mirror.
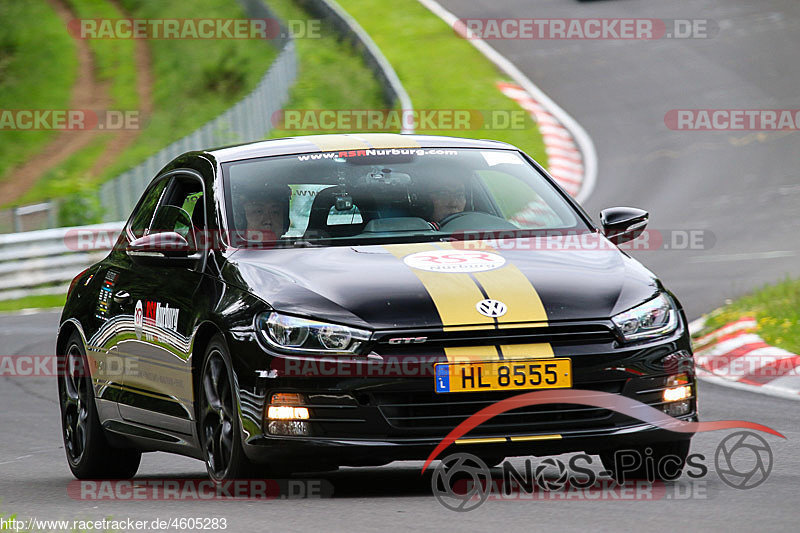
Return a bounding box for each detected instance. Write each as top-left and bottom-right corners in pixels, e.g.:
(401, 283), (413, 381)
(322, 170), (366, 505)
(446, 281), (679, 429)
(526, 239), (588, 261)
(600, 207), (649, 244)
(126, 232), (200, 267)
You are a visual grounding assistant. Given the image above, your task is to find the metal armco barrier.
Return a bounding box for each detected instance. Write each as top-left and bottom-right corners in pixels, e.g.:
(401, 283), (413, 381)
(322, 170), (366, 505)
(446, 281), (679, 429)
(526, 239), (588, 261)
(0, 222), (124, 302)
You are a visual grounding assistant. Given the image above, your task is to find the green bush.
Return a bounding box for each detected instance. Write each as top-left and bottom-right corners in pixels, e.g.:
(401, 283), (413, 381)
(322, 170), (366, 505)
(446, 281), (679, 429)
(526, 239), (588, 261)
(57, 187), (105, 227)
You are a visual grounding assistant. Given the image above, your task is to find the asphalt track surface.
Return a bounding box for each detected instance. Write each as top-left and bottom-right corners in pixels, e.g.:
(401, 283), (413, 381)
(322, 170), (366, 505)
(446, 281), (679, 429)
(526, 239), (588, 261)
(3, 0), (800, 531)
(441, 0), (800, 321)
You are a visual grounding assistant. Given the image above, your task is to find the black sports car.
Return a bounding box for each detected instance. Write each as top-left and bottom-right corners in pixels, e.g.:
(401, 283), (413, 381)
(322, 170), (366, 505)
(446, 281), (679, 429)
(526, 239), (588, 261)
(57, 133), (696, 482)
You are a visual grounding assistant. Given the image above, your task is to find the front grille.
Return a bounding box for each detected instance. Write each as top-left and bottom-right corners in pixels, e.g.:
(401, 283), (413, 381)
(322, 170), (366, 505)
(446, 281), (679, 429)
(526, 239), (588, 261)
(372, 380), (624, 436)
(374, 322), (617, 353)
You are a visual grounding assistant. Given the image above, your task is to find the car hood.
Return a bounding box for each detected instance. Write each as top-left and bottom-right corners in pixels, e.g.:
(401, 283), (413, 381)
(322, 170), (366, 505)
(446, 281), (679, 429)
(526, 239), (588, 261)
(223, 237), (662, 330)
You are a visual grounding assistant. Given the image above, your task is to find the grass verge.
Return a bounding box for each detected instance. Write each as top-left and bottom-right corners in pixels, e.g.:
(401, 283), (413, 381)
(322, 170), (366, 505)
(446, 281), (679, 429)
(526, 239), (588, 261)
(67, 0), (139, 109)
(265, 0), (386, 138)
(695, 277), (800, 354)
(12, 0), (279, 209)
(0, 0), (77, 182)
(335, 0), (547, 162)
(0, 293), (66, 313)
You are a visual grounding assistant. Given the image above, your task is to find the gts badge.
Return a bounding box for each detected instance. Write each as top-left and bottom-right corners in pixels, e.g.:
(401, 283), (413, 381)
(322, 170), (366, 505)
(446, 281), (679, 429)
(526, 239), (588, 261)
(388, 337), (427, 345)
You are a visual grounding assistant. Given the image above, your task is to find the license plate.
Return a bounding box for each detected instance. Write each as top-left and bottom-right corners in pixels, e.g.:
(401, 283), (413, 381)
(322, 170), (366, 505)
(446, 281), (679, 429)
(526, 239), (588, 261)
(434, 359), (572, 393)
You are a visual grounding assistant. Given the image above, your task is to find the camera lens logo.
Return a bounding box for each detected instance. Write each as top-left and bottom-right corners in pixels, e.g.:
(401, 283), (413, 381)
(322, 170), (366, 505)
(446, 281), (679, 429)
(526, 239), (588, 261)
(714, 431), (773, 490)
(534, 458), (569, 491)
(431, 453), (491, 512)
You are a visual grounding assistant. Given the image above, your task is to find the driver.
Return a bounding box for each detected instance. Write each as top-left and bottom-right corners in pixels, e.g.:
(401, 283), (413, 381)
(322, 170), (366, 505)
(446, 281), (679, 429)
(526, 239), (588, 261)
(427, 176), (467, 229)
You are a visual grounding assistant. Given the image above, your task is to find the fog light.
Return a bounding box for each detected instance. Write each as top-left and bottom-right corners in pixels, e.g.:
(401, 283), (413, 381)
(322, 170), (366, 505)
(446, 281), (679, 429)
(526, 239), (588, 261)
(267, 405), (310, 420)
(666, 372), (690, 387)
(268, 420), (310, 436)
(663, 400), (691, 417)
(266, 392), (310, 436)
(271, 392), (304, 405)
(663, 385), (692, 403)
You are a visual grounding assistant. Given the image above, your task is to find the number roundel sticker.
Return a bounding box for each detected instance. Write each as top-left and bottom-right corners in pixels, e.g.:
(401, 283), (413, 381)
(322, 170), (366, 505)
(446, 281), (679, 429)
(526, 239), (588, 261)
(134, 300), (143, 340)
(403, 250), (506, 273)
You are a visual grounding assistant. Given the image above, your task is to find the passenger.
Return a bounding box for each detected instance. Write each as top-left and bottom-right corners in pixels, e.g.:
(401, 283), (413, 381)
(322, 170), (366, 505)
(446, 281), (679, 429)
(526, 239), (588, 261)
(237, 184), (291, 240)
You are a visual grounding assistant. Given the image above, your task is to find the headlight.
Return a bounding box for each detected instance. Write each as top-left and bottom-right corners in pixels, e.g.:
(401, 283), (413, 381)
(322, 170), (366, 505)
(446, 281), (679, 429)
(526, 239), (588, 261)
(612, 293), (678, 342)
(255, 312), (371, 354)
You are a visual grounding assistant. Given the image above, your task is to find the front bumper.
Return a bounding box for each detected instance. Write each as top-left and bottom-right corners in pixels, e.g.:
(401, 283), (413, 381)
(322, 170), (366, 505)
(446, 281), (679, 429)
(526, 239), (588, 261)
(233, 323), (697, 467)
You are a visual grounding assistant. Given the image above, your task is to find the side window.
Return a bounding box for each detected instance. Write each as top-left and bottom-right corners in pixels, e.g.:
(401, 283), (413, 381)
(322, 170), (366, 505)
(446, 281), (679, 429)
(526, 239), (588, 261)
(128, 179), (168, 239)
(149, 174), (205, 242)
(476, 170), (567, 229)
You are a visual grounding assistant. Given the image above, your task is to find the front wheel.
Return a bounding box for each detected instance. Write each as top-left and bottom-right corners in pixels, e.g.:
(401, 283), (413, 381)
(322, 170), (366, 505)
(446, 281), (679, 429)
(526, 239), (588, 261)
(199, 334), (261, 481)
(58, 331), (141, 479)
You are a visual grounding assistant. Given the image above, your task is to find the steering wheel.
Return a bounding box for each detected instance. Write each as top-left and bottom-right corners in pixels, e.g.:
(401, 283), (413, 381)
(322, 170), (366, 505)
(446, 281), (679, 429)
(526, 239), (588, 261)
(436, 212), (470, 228)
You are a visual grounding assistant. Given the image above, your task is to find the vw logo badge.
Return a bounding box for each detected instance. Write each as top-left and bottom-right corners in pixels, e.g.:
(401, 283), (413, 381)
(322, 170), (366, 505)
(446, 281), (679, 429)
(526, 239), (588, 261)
(476, 299), (507, 318)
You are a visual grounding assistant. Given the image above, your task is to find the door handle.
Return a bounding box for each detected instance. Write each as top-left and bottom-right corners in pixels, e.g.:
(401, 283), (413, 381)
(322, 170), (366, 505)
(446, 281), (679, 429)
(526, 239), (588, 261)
(113, 290), (130, 304)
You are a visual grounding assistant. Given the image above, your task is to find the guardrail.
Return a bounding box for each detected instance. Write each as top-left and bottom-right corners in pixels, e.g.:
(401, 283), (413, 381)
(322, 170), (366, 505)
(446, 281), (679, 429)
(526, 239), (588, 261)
(0, 0), (418, 304)
(0, 0), (297, 233)
(97, 39), (296, 224)
(0, 222), (123, 301)
(299, 0), (414, 132)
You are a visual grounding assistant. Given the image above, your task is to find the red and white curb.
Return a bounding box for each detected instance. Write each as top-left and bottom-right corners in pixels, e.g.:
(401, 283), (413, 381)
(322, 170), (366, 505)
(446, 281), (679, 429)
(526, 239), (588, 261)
(691, 317), (800, 401)
(417, 0), (597, 204)
(496, 81), (584, 198)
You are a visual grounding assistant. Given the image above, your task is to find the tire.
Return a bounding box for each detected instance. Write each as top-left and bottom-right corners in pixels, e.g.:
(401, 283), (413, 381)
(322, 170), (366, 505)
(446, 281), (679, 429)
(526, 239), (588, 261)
(600, 440), (691, 482)
(58, 331), (141, 479)
(199, 334), (261, 481)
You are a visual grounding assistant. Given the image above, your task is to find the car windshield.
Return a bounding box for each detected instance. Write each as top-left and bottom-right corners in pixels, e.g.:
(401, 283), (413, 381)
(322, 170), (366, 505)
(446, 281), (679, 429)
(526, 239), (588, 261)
(222, 147), (589, 247)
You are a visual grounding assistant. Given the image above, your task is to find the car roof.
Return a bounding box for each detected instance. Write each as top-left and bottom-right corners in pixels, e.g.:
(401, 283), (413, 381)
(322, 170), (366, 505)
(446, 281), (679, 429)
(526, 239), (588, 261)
(206, 133), (517, 163)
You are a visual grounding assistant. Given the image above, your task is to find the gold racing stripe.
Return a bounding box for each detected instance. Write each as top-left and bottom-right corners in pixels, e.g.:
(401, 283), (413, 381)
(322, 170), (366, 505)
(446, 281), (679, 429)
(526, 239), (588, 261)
(498, 343), (554, 360)
(433, 242), (553, 360)
(509, 434), (562, 442)
(443, 345), (499, 363)
(455, 437), (507, 444)
(436, 242), (549, 328)
(472, 266), (547, 328)
(385, 243), (495, 333)
(353, 133), (421, 149)
(305, 134), (370, 152)
(387, 243), (554, 364)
